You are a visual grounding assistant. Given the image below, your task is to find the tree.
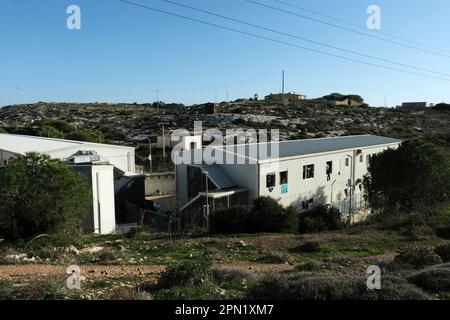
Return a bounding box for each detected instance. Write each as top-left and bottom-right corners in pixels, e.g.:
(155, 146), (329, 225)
(0, 153), (91, 239)
(364, 139), (450, 213)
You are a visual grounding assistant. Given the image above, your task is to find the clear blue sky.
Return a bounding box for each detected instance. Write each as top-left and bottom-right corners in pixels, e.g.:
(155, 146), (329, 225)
(1, 0), (450, 107)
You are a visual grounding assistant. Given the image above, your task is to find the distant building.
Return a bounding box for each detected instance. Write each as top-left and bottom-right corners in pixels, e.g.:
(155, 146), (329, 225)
(330, 98), (366, 107)
(401, 102), (427, 110)
(265, 92), (306, 105)
(203, 103), (220, 114)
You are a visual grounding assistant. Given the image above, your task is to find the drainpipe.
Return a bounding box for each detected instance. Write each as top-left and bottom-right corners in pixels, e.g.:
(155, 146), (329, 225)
(346, 154), (354, 224)
(203, 171), (210, 230)
(331, 179), (337, 205)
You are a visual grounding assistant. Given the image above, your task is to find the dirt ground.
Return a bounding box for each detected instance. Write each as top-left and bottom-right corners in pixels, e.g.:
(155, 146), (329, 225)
(0, 262), (294, 282)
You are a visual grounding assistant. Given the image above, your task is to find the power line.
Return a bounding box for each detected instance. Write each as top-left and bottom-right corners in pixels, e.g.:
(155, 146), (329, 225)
(157, 0), (450, 77)
(244, 0), (450, 59)
(117, 0), (450, 82)
(271, 0), (450, 56)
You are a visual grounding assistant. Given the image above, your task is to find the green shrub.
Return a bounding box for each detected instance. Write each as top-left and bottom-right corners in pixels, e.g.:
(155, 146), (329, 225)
(247, 273), (430, 300)
(434, 244), (450, 262)
(436, 226), (450, 240)
(209, 206), (248, 234)
(246, 197), (286, 233)
(293, 241), (321, 253)
(298, 205), (343, 233)
(282, 206), (300, 233)
(157, 260), (212, 289)
(95, 249), (118, 264)
(295, 261), (322, 272)
(257, 252), (290, 264)
(394, 245), (442, 268)
(246, 197), (299, 233)
(409, 265), (450, 293)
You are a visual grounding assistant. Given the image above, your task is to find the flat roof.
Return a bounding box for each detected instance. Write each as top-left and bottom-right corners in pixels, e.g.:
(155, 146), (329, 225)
(0, 133), (134, 155)
(214, 135), (401, 161)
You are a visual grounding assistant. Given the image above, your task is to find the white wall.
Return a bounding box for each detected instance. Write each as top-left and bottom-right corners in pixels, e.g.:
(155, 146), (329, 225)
(257, 143), (400, 210)
(74, 165), (116, 234)
(92, 165), (116, 234)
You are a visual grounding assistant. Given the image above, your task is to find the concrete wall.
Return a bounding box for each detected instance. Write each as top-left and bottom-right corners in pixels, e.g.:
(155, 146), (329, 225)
(219, 163), (259, 203)
(72, 165), (116, 234)
(145, 173), (176, 196)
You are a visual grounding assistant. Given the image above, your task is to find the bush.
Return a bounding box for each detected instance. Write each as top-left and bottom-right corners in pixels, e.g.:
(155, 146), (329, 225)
(246, 197), (286, 233)
(394, 245), (442, 268)
(293, 241), (321, 253)
(247, 273), (430, 300)
(409, 265), (450, 293)
(209, 197), (299, 234)
(246, 197), (299, 233)
(436, 226), (450, 240)
(209, 206), (248, 234)
(434, 244), (450, 262)
(282, 206), (300, 233)
(298, 205), (343, 233)
(157, 260), (212, 289)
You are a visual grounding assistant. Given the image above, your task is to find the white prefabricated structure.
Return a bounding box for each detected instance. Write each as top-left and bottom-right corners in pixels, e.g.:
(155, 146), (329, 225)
(176, 135), (401, 221)
(0, 134), (137, 234)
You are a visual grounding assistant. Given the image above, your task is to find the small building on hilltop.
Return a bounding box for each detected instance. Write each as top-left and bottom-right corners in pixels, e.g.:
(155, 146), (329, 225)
(265, 92), (307, 105)
(401, 102), (427, 110)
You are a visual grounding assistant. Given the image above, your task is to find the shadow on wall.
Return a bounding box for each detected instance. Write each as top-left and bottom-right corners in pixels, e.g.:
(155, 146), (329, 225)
(291, 186), (327, 212)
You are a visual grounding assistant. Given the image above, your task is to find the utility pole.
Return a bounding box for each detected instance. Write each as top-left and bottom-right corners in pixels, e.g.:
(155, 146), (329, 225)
(160, 123), (169, 171)
(155, 90), (160, 113)
(204, 171), (210, 230)
(147, 137), (153, 174)
(346, 154), (354, 225)
(282, 70), (285, 95)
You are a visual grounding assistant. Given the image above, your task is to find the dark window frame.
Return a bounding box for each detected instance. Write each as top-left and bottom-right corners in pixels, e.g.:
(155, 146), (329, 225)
(303, 164), (315, 179)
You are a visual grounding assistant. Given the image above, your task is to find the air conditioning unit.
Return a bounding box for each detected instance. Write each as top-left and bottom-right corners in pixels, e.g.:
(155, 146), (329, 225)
(67, 150), (101, 165)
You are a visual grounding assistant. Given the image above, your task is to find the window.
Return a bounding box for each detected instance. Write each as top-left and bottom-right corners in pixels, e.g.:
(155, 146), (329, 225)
(280, 171), (288, 194)
(303, 164), (314, 179)
(266, 173), (276, 188)
(326, 161), (332, 181)
(366, 154), (372, 164)
(302, 198), (314, 210)
(345, 158), (350, 167)
(360, 155), (364, 163)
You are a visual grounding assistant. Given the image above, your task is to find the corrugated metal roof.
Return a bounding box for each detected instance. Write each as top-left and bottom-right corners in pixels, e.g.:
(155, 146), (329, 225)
(217, 135), (401, 161)
(200, 164), (236, 189)
(0, 133), (134, 155)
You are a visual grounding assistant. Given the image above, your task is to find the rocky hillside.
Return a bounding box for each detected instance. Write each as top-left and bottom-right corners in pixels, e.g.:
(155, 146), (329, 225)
(1, 100), (450, 148)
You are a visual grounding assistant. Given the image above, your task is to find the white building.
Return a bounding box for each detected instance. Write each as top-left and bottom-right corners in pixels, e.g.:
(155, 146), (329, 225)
(176, 135), (401, 222)
(0, 133), (137, 234)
